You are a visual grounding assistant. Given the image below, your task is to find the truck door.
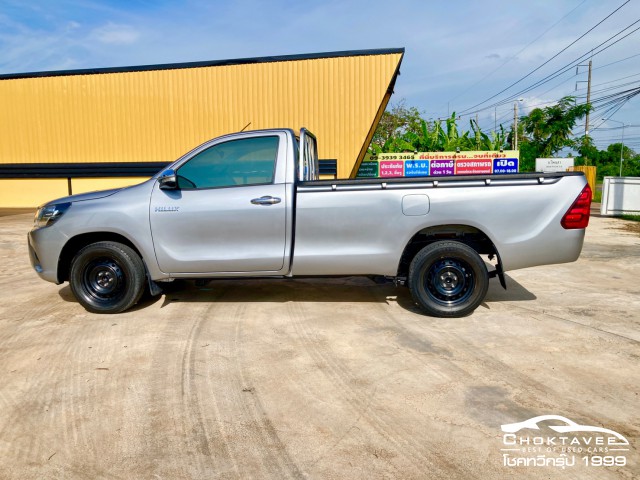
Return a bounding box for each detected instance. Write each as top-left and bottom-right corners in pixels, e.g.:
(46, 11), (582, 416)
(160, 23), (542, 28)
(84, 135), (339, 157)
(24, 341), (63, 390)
(149, 132), (290, 274)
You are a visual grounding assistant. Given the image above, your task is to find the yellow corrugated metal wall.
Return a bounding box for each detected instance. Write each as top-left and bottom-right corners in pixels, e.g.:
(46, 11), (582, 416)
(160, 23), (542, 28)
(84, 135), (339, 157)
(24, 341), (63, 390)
(568, 166), (597, 199)
(0, 51), (402, 207)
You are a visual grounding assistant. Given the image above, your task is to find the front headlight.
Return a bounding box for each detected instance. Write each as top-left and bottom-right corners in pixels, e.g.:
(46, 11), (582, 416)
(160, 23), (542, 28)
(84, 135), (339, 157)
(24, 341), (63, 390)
(34, 202), (71, 228)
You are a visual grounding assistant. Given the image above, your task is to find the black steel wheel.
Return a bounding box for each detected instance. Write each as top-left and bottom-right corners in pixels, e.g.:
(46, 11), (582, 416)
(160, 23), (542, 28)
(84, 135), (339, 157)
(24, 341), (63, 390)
(70, 241), (146, 314)
(408, 241), (489, 318)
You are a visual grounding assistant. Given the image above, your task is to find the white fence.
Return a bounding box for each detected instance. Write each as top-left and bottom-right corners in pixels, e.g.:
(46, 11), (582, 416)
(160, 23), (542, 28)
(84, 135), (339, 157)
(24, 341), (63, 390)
(600, 177), (640, 215)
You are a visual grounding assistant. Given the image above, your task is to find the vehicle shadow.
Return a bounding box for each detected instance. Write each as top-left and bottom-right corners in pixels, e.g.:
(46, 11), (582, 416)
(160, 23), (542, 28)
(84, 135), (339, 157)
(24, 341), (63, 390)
(58, 274), (536, 314)
(158, 274), (535, 312)
(483, 274), (537, 302)
(57, 285), (164, 312)
(156, 277), (390, 308)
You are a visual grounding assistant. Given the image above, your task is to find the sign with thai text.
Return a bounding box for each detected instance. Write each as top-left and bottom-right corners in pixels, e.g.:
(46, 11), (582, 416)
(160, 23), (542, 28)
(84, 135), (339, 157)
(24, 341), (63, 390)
(430, 160), (455, 176)
(455, 159), (493, 175)
(379, 161), (404, 177)
(357, 161), (378, 178)
(404, 160), (430, 176)
(493, 158), (518, 174)
(358, 151), (520, 178)
(535, 158), (574, 173)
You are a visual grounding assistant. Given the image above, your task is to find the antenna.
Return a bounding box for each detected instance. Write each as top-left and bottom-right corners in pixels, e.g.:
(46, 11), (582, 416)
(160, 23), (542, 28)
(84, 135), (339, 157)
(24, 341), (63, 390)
(240, 122), (252, 132)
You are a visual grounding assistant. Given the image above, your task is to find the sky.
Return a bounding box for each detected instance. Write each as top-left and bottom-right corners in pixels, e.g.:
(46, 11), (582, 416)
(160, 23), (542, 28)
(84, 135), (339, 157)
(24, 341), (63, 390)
(1, 0), (639, 151)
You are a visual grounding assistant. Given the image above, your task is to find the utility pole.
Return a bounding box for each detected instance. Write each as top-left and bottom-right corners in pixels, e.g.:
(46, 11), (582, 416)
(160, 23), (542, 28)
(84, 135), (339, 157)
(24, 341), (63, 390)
(476, 113), (479, 150)
(577, 60), (593, 165)
(513, 102), (518, 150)
(585, 60), (592, 138)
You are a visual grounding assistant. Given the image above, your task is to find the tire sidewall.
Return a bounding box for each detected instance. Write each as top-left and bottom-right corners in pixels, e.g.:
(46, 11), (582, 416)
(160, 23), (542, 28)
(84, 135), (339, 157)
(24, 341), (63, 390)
(409, 241), (489, 318)
(70, 242), (145, 314)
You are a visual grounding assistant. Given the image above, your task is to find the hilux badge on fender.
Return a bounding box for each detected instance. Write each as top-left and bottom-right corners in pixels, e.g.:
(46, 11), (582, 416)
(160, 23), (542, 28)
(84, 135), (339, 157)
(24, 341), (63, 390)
(155, 206), (180, 212)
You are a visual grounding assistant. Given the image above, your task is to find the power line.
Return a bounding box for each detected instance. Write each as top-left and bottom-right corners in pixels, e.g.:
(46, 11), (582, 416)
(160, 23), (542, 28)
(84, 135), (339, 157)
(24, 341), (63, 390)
(592, 136), (640, 142)
(453, 20), (640, 124)
(454, 15), (640, 123)
(593, 125), (640, 129)
(593, 138), (640, 143)
(576, 71), (640, 91)
(474, 81), (640, 133)
(590, 86), (640, 108)
(575, 79), (640, 97)
(534, 70), (580, 99)
(593, 52), (640, 70)
(482, 20), (640, 114)
(458, 1), (631, 115)
(521, 58), (640, 102)
(582, 92), (637, 133)
(447, 0), (587, 105)
(478, 109), (515, 132)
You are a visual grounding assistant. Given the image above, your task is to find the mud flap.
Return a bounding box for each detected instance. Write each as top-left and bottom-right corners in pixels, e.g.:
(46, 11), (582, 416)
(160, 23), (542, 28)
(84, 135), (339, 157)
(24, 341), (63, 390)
(488, 258), (507, 290)
(148, 277), (164, 296)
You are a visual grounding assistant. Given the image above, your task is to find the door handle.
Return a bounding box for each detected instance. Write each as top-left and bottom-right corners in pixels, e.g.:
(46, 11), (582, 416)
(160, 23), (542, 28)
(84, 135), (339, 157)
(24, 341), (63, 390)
(251, 196), (281, 205)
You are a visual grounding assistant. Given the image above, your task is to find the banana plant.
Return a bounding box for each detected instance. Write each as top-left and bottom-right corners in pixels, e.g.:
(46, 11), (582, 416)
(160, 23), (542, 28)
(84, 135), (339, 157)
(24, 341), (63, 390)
(368, 105), (511, 154)
(469, 119), (508, 150)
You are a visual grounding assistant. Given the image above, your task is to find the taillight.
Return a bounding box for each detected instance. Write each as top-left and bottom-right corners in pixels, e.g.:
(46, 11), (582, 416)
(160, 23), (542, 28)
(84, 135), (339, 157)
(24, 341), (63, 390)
(561, 184), (592, 229)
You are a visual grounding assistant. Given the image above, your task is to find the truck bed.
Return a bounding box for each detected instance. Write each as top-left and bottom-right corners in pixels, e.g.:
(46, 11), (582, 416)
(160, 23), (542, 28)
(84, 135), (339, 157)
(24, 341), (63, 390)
(292, 171), (587, 276)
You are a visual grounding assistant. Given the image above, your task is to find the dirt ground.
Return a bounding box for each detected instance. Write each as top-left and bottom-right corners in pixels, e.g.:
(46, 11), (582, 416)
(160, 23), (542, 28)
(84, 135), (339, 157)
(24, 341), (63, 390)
(0, 211), (638, 479)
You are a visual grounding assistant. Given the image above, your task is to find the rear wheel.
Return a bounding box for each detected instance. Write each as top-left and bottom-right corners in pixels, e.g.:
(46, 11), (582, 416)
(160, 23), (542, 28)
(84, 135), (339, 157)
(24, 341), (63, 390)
(70, 241), (146, 314)
(408, 241), (489, 318)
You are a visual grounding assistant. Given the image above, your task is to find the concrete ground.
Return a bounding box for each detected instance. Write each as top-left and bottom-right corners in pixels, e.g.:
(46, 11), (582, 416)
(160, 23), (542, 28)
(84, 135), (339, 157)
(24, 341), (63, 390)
(0, 211), (638, 479)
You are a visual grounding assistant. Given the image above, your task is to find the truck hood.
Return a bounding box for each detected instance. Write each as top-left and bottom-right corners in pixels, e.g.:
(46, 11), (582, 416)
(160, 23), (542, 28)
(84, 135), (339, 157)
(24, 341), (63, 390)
(44, 187), (123, 207)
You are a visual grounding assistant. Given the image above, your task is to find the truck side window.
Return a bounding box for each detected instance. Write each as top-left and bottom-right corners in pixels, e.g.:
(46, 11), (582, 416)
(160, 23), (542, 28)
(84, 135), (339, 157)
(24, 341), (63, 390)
(177, 136), (279, 189)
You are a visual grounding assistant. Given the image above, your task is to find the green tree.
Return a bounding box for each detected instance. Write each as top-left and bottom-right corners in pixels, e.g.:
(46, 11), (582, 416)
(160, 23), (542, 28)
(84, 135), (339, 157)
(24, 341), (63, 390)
(577, 141), (640, 179)
(370, 100), (424, 154)
(369, 97), (591, 168)
(517, 96), (591, 171)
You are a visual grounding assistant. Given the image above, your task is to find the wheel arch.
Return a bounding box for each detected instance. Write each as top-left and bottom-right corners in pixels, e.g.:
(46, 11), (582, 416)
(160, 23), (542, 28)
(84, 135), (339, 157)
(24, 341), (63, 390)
(57, 232), (146, 283)
(397, 224), (502, 279)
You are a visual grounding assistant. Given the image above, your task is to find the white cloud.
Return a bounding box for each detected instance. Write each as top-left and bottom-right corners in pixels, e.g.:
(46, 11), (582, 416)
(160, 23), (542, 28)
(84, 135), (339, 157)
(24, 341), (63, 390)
(91, 22), (140, 45)
(1, 0), (639, 134)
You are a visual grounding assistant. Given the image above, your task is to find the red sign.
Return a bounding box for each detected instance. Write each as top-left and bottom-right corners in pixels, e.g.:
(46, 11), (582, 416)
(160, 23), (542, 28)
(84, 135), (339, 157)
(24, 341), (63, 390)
(380, 161), (404, 177)
(455, 160), (493, 175)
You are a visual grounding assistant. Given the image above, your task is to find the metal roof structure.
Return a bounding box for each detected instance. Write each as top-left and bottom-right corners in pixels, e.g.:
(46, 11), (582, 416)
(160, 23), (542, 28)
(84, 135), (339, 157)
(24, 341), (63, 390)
(0, 48), (404, 207)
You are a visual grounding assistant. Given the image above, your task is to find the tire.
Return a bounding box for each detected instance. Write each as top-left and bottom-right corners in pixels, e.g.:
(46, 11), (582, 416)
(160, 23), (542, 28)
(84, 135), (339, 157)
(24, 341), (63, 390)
(408, 241), (489, 318)
(69, 241), (146, 314)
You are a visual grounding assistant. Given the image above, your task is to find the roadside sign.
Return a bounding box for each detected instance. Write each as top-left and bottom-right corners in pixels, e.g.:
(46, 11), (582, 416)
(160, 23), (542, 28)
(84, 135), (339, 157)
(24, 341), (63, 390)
(357, 161), (378, 177)
(404, 160), (430, 176)
(535, 158), (574, 173)
(379, 161), (404, 177)
(455, 159), (493, 175)
(493, 158), (518, 174)
(430, 160), (455, 176)
(363, 150), (520, 178)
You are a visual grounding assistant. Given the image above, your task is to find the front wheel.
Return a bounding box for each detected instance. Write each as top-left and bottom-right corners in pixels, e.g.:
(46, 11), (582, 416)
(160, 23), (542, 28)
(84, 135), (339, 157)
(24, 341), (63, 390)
(408, 241), (489, 318)
(70, 241), (146, 314)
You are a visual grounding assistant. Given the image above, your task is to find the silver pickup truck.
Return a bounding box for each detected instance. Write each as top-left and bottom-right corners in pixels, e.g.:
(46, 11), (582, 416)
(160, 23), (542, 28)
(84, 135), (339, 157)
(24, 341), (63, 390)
(28, 128), (591, 317)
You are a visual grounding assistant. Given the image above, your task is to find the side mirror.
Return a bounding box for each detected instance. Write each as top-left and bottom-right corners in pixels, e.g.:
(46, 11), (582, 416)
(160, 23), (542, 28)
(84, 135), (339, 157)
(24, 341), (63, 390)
(158, 169), (178, 190)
